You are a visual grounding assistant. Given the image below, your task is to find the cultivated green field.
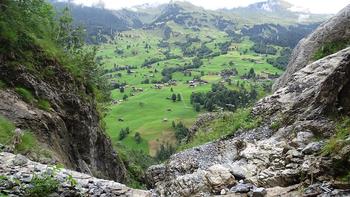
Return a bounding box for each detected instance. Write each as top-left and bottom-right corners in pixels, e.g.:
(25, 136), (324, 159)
(97, 25), (283, 155)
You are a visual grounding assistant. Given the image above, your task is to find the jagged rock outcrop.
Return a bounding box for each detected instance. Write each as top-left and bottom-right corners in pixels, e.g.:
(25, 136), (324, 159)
(146, 46), (350, 196)
(273, 4), (350, 90)
(0, 56), (127, 182)
(0, 152), (150, 196)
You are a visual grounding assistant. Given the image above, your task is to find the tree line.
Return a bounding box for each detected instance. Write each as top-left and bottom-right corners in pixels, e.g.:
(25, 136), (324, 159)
(190, 83), (258, 112)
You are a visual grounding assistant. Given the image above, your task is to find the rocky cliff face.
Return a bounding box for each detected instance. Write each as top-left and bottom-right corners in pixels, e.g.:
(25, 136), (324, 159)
(146, 12), (350, 196)
(0, 55), (127, 182)
(273, 4), (350, 90)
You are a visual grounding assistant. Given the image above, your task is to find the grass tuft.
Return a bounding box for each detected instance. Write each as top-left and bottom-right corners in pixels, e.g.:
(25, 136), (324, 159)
(178, 108), (261, 150)
(15, 87), (35, 104)
(0, 116), (15, 145)
(25, 173), (59, 197)
(322, 116), (350, 156)
(37, 99), (51, 111)
(16, 132), (38, 154)
(313, 40), (350, 61)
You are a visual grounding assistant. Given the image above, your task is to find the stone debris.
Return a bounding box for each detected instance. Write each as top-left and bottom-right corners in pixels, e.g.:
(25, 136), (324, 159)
(0, 152), (151, 197)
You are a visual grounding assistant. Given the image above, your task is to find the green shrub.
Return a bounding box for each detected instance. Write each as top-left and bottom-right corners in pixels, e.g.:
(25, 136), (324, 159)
(116, 143), (157, 189)
(16, 132), (38, 154)
(270, 119), (282, 131)
(322, 116), (350, 155)
(15, 87), (35, 104)
(0, 80), (6, 89)
(313, 40), (350, 61)
(0, 176), (9, 196)
(0, 116), (50, 157)
(178, 108), (262, 150)
(37, 99), (51, 111)
(25, 173), (59, 197)
(66, 174), (77, 187)
(0, 116), (14, 145)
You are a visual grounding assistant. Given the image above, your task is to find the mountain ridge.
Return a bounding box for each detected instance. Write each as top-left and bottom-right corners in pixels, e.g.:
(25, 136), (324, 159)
(50, 0), (331, 42)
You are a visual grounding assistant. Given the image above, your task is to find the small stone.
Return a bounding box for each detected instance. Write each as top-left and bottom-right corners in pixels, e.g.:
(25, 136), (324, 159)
(286, 149), (302, 158)
(253, 187), (267, 197)
(48, 192), (60, 197)
(220, 189), (226, 195)
(231, 183), (252, 193)
(291, 132), (314, 148)
(12, 155), (28, 166)
(286, 163), (298, 168)
(302, 142), (323, 155)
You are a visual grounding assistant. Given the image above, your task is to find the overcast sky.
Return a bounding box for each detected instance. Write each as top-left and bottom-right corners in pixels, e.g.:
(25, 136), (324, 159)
(65, 0), (349, 14)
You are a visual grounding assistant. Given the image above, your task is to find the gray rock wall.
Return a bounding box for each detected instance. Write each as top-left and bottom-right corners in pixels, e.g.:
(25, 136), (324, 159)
(0, 58), (127, 182)
(273, 4), (350, 90)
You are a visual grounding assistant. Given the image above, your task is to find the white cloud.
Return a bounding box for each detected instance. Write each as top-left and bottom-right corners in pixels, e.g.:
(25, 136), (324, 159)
(66, 0), (349, 14)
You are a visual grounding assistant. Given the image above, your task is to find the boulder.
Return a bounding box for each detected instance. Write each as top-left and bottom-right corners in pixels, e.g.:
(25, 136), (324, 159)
(230, 182), (253, 193)
(205, 164), (236, 192)
(302, 142), (324, 155)
(252, 187), (267, 197)
(12, 154), (28, 166)
(291, 132), (314, 147)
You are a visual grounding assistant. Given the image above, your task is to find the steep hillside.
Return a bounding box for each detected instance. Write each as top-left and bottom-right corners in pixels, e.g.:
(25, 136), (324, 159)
(0, 0), (126, 182)
(50, 0), (145, 44)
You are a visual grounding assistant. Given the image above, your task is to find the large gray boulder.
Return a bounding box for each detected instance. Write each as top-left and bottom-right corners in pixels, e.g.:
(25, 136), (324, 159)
(273, 4), (350, 90)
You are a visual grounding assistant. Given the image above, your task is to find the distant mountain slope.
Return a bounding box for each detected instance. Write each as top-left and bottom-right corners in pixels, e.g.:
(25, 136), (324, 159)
(222, 0), (330, 24)
(50, 0), (146, 43)
(49, 0), (331, 44)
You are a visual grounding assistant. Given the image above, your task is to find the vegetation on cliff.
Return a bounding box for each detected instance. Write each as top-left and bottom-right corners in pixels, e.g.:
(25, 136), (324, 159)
(0, 0), (127, 184)
(179, 108), (262, 151)
(0, 116), (46, 158)
(0, 0), (109, 104)
(313, 40), (350, 60)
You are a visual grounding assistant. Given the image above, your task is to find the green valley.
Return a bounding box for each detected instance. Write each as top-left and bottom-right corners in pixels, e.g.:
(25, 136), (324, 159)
(48, 0), (330, 186)
(98, 27), (283, 155)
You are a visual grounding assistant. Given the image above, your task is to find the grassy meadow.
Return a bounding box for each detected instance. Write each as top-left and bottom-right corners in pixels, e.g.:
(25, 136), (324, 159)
(97, 25), (283, 155)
